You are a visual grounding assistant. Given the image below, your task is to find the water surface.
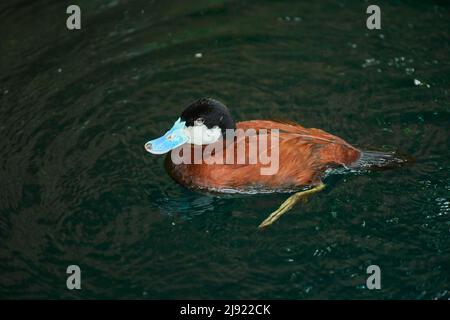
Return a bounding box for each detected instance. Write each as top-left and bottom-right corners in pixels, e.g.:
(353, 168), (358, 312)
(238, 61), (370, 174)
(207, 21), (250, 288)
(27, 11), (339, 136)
(0, 0), (449, 299)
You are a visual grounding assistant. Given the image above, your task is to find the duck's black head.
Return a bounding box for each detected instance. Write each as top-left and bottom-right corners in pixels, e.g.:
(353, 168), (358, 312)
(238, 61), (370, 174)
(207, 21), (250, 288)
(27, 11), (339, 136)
(144, 98), (235, 154)
(181, 98), (235, 136)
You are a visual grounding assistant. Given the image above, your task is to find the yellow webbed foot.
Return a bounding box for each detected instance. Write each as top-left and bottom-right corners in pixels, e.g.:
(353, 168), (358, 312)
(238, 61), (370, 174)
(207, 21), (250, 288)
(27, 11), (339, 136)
(258, 182), (326, 229)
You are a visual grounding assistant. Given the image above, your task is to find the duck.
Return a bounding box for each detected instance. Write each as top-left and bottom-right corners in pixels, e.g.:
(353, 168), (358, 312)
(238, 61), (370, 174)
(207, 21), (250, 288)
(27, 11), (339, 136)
(145, 98), (403, 228)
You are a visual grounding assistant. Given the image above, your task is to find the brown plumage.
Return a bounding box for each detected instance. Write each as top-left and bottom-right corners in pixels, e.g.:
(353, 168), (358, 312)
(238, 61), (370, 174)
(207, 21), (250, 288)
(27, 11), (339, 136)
(165, 119), (361, 192)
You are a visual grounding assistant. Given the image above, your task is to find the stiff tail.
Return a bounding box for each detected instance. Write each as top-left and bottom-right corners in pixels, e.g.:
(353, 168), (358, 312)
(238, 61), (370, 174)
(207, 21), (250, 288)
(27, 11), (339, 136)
(349, 150), (407, 170)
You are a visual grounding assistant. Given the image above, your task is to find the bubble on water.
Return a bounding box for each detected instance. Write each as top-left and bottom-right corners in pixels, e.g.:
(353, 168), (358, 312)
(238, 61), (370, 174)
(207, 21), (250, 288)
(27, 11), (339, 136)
(386, 217), (399, 224)
(388, 56), (416, 71)
(195, 53), (203, 58)
(435, 198), (450, 217)
(362, 58), (380, 68)
(405, 67), (415, 75)
(414, 79), (431, 88)
(313, 248), (329, 257)
(278, 16), (302, 23)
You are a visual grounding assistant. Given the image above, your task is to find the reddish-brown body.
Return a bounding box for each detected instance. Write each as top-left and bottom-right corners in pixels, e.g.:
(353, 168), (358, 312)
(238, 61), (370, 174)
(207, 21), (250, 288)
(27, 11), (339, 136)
(165, 120), (361, 192)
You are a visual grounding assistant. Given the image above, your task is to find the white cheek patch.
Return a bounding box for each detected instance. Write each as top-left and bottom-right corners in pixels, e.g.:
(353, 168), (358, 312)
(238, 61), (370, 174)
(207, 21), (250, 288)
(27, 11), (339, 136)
(184, 124), (222, 145)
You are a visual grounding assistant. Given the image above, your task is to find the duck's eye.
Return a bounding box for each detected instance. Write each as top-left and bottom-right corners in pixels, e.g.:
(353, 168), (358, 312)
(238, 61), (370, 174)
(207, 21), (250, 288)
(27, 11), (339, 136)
(194, 118), (204, 126)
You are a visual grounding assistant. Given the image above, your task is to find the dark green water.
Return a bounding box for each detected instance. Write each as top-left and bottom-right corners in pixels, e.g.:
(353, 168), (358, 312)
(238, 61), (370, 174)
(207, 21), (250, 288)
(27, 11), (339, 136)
(1, 0), (449, 299)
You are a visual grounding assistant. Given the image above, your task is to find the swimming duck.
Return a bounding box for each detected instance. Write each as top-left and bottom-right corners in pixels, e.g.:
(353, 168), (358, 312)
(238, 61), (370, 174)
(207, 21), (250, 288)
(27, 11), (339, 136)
(145, 98), (401, 228)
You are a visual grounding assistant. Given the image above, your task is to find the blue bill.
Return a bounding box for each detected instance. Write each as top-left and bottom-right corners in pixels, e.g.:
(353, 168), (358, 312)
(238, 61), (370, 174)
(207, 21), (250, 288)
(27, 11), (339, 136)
(144, 118), (188, 154)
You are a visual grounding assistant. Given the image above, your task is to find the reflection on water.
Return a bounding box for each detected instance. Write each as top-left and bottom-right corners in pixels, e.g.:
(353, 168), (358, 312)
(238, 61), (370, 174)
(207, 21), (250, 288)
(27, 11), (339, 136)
(0, 0), (449, 299)
(154, 185), (218, 217)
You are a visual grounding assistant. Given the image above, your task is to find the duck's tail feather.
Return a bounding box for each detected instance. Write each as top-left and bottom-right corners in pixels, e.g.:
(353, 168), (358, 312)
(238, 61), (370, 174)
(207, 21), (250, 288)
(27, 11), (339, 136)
(349, 150), (408, 170)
